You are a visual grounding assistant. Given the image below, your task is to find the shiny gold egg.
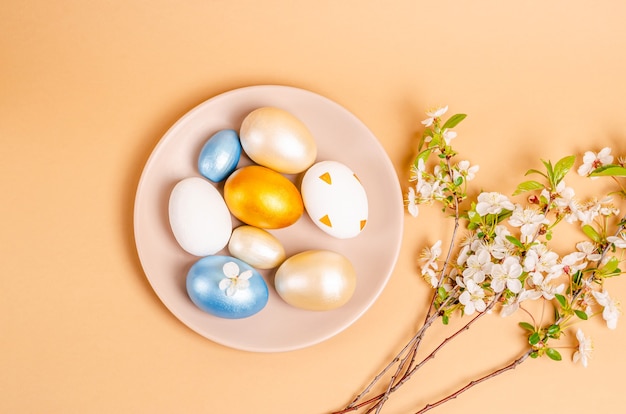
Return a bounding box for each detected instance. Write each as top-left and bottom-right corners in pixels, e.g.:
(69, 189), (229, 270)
(274, 250), (357, 311)
(239, 107), (317, 174)
(228, 225), (286, 269)
(224, 165), (304, 229)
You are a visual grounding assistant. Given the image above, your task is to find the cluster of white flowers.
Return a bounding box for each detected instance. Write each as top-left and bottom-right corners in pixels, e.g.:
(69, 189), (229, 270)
(407, 106), (479, 219)
(410, 106), (626, 369)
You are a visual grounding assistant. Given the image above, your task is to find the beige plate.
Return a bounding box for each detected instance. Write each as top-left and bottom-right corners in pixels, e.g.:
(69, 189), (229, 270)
(133, 85), (404, 352)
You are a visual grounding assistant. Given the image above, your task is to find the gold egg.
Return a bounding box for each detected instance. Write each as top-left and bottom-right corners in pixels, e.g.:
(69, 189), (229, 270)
(239, 107), (317, 174)
(274, 250), (357, 311)
(224, 165), (304, 229)
(228, 225), (286, 269)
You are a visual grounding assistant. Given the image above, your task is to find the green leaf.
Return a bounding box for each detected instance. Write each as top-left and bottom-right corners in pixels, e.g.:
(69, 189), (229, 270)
(590, 165), (626, 177)
(525, 168), (548, 179)
(555, 294), (567, 309)
(513, 180), (545, 196)
(442, 314), (449, 325)
(519, 322), (535, 332)
(553, 155), (576, 184)
(547, 324), (560, 336)
(542, 159), (556, 189)
(529, 332), (541, 346)
(418, 129), (433, 151)
(506, 235), (525, 249)
(530, 351), (539, 359)
(414, 148), (432, 167)
(442, 113), (467, 130)
(602, 256), (620, 274)
(546, 348), (562, 361)
(582, 224), (602, 243)
(574, 310), (589, 320)
(454, 176), (464, 186)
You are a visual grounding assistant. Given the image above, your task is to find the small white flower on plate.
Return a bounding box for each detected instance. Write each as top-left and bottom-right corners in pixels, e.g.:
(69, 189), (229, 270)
(218, 261), (252, 297)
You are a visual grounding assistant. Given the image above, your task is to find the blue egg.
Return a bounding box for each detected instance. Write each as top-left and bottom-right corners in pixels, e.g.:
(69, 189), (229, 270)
(186, 255), (268, 319)
(198, 129), (242, 182)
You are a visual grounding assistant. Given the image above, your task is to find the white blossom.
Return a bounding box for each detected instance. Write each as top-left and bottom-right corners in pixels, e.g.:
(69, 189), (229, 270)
(592, 289), (620, 329)
(607, 231), (626, 249)
(549, 251), (587, 278)
(573, 329), (593, 368)
(476, 192), (515, 216)
(576, 241), (602, 262)
(577, 147), (613, 177)
(452, 160), (479, 182)
(421, 105), (448, 127)
(508, 206), (549, 243)
(462, 249), (492, 283)
(409, 158), (426, 182)
(459, 279), (486, 316)
(407, 187), (419, 217)
(552, 181), (580, 223)
(218, 261), (252, 296)
(442, 129), (457, 145)
(420, 241), (443, 287)
(490, 256), (523, 293)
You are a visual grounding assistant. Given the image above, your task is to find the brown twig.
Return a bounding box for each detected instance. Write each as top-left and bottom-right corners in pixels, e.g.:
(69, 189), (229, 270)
(414, 350), (532, 413)
(333, 295), (500, 414)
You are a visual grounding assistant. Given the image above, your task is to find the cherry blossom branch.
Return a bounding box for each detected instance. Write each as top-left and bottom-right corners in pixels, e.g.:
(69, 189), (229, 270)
(334, 295), (501, 414)
(371, 163), (465, 414)
(414, 350), (532, 414)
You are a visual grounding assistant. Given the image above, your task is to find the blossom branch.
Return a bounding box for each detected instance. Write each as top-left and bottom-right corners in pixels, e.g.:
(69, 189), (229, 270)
(336, 107), (626, 414)
(414, 350), (532, 414)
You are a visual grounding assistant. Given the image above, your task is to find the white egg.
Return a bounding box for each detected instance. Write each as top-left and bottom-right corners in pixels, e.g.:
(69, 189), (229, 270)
(301, 160), (368, 239)
(168, 176), (232, 256)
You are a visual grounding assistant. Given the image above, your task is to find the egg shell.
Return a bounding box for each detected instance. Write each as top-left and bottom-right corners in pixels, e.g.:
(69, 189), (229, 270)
(168, 177), (232, 256)
(274, 250), (357, 311)
(186, 255), (269, 319)
(224, 165), (304, 229)
(228, 225), (286, 269)
(239, 107), (317, 174)
(301, 160), (368, 239)
(197, 129), (242, 182)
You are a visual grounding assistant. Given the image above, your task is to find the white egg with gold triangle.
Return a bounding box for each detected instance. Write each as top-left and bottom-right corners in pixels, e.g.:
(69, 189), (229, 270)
(301, 160), (368, 239)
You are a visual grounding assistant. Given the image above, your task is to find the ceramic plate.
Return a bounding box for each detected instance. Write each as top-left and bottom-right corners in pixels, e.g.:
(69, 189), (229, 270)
(133, 85), (403, 352)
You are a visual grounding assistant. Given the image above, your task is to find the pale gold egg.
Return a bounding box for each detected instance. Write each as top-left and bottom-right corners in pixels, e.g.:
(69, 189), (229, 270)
(274, 250), (356, 311)
(224, 165), (304, 229)
(228, 225), (286, 269)
(239, 107), (317, 174)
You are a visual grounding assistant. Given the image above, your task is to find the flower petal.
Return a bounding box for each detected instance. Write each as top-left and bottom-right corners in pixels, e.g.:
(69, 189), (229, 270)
(223, 261), (240, 278)
(218, 278), (231, 291)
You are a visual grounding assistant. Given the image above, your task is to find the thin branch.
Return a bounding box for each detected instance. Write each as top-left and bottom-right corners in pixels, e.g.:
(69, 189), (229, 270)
(334, 296), (500, 414)
(415, 350), (532, 414)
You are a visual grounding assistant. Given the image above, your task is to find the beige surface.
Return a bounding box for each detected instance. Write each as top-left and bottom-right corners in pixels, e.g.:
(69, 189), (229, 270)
(3, 1), (626, 413)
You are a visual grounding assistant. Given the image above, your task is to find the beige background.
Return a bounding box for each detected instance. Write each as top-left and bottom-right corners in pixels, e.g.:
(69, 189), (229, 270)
(3, 1), (626, 413)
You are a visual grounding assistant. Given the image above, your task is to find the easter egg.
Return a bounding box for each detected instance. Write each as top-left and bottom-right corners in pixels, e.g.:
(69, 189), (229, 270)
(168, 177), (232, 256)
(301, 160), (368, 239)
(224, 165), (304, 229)
(239, 107), (317, 174)
(186, 255), (269, 319)
(228, 225), (286, 269)
(197, 129), (242, 182)
(274, 250), (357, 311)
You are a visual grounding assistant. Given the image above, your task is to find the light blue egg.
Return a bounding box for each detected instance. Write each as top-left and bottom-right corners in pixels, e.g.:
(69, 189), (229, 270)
(186, 255), (268, 319)
(198, 129), (242, 182)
